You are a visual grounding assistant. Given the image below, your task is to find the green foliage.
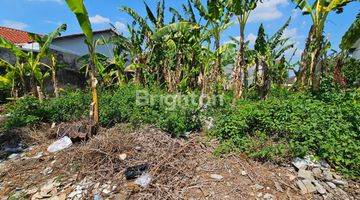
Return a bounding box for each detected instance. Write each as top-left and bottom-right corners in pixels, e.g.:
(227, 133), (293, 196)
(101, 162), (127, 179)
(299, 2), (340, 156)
(4, 91), (89, 129)
(341, 12), (360, 51)
(342, 57), (360, 87)
(213, 91), (360, 177)
(4, 86), (201, 137)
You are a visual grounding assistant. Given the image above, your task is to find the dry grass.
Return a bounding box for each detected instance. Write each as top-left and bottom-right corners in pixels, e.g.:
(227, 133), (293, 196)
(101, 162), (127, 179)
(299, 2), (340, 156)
(1, 124), (309, 199)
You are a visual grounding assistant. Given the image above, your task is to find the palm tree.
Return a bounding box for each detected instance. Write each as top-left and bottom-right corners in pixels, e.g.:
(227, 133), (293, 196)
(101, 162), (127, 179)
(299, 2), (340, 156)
(292, 0), (355, 90)
(226, 0), (260, 100)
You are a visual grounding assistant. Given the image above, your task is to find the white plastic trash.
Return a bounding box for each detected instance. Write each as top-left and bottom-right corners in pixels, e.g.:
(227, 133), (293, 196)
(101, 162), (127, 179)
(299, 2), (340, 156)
(47, 136), (73, 153)
(135, 173), (152, 188)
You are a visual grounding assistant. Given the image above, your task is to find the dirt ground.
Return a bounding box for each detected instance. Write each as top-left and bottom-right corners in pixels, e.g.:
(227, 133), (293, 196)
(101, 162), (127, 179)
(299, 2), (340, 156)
(0, 124), (358, 199)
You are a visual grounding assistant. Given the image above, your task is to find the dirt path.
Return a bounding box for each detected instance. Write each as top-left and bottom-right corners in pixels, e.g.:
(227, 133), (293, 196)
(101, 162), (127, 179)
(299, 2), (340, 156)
(0, 124), (357, 199)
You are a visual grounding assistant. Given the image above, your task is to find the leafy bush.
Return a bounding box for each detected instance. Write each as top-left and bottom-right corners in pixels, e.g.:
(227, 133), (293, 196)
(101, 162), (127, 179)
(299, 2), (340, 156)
(4, 86), (201, 136)
(213, 92), (360, 178)
(4, 90), (89, 129)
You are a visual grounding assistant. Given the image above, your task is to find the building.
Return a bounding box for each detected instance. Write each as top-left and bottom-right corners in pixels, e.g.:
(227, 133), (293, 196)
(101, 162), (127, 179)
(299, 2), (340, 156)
(0, 26), (118, 67)
(350, 39), (360, 59)
(51, 29), (118, 60)
(0, 26), (119, 92)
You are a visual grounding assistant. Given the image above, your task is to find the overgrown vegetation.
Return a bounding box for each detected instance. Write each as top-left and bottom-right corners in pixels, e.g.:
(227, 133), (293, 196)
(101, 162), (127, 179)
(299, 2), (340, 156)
(4, 86), (202, 137)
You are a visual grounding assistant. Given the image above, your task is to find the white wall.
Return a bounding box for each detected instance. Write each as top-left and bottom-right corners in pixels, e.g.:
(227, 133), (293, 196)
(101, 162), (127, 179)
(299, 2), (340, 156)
(51, 31), (115, 58)
(351, 39), (360, 59)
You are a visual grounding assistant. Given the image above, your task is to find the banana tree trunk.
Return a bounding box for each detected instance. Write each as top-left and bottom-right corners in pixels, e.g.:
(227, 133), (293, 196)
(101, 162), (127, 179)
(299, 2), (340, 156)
(52, 69), (59, 98)
(233, 22), (246, 100)
(259, 58), (270, 100)
(89, 71), (99, 125)
(37, 86), (44, 103)
(214, 31), (221, 83)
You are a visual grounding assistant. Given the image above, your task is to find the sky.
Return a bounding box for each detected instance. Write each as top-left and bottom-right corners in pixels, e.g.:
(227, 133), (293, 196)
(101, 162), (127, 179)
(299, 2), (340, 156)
(0, 0), (359, 60)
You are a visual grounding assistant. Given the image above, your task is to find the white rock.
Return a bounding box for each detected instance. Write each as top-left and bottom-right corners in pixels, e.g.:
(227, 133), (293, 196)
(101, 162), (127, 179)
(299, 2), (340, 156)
(210, 174), (223, 181)
(292, 157), (309, 170)
(254, 184), (264, 190)
(298, 169), (315, 181)
(313, 181), (327, 195)
(332, 179), (348, 187)
(263, 193), (274, 200)
(323, 170), (333, 181)
(241, 171), (247, 176)
(326, 182), (337, 189)
(119, 153), (127, 160)
(47, 136), (72, 153)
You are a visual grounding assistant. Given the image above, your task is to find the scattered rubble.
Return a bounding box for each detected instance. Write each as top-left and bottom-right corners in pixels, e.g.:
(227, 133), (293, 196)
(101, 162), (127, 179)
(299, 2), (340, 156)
(210, 174), (223, 181)
(292, 156), (355, 199)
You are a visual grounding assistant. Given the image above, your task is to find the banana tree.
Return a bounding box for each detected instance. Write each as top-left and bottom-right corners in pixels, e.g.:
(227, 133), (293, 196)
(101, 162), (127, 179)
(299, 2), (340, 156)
(0, 36), (28, 97)
(192, 0), (232, 83)
(65, 0), (100, 125)
(152, 21), (202, 92)
(27, 23), (67, 101)
(226, 0), (260, 100)
(0, 60), (27, 98)
(292, 0), (355, 90)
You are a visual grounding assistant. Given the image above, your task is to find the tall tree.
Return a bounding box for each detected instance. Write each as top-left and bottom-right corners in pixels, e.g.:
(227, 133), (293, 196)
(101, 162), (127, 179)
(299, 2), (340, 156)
(192, 0), (232, 84)
(65, 0), (100, 125)
(226, 0), (260, 100)
(292, 0), (355, 90)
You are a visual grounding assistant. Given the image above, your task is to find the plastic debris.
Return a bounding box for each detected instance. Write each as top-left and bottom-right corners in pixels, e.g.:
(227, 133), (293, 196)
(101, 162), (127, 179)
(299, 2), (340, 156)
(124, 164), (149, 180)
(134, 173), (152, 188)
(47, 136), (73, 153)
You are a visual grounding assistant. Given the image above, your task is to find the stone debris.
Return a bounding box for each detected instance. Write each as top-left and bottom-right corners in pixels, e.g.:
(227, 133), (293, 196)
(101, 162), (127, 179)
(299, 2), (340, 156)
(326, 181), (337, 189)
(263, 193), (274, 200)
(298, 169), (315, 181)
(274, 181), (283, 192)
(253, 184), (264, 190)
(302, 179), (317, 193)
(119, 153), (127, 160)
(331, 179), (348, 187)
(210, 174), (223, 181)
(313, 181), (326, 195)
(292, 155), (352, 198)
(311, 167), (322, 177)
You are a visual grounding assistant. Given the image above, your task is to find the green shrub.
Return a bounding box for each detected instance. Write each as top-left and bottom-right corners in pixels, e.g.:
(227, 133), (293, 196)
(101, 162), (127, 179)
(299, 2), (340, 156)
(4, 90), (89, 129)
(4, 96), (44, 129)
(213, 92), (360, 178)
(4, 86), (201, 137)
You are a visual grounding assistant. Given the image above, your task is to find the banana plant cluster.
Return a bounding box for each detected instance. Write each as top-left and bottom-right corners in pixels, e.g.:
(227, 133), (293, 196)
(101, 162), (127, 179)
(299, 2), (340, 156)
(292, 0), (356, 90)
(0, 24), (67, 101)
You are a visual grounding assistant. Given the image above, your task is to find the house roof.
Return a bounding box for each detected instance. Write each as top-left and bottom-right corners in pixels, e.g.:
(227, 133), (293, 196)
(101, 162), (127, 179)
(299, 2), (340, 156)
(0, 26), (34, 44)
(53, 29), (119, 41)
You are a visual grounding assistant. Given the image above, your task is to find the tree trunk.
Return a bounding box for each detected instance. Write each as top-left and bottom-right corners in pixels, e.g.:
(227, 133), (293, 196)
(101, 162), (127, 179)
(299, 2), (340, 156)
(52, 69), (59, 98)
(259, 58), (270, 100)
(214, 31), (222, 83)
(89, 71), (99, 125)
(233, 21), (245, 100)
(297, 26), (315, 89)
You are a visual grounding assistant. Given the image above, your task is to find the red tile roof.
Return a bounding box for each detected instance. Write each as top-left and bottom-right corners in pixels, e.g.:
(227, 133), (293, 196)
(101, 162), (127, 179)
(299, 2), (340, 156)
(0, 26), (33, 44)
